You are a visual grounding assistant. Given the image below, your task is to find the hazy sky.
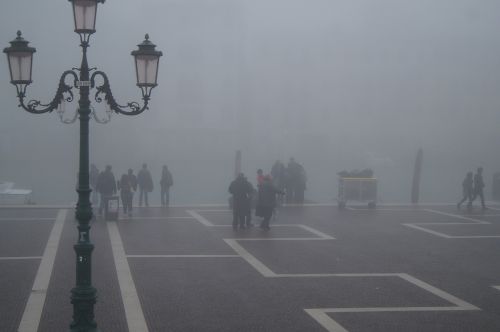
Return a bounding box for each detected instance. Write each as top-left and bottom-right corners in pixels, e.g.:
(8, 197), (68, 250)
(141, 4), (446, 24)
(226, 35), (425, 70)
(1, 0), (500, 204)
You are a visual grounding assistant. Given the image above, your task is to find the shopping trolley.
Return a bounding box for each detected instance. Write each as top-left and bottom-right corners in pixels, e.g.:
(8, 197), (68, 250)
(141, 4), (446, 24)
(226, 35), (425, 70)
(338, 177), (377, 209)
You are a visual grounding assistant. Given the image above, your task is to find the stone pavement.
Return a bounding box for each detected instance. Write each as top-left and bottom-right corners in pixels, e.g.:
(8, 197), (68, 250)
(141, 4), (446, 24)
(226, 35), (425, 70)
(2, 204), (500, 331)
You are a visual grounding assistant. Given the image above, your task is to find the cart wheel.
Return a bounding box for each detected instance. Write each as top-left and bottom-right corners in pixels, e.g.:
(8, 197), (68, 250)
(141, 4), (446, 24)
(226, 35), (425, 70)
(368, 202), (376, 209)
(338, 201), (346, 210)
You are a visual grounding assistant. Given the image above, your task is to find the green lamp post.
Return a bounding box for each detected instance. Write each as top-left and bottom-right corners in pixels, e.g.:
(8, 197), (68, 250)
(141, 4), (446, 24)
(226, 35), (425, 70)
(3, 0), (162, 330)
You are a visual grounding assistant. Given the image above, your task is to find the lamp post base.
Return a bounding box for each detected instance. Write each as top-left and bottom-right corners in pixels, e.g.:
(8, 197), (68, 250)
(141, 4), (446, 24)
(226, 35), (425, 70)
(70, 286), (99, 332)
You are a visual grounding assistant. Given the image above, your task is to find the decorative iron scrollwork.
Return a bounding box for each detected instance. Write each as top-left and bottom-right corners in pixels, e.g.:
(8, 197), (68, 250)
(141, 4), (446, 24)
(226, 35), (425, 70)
(90, 71), (150, 116)
(17, 70), (78, 114)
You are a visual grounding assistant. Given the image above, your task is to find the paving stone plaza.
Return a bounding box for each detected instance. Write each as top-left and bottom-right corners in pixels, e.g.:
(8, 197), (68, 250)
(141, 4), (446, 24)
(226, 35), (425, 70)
(3, 203), (500, 331)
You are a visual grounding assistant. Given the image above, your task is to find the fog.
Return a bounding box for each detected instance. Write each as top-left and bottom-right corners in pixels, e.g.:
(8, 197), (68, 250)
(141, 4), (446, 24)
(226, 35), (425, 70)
(1, 0), (500, 205)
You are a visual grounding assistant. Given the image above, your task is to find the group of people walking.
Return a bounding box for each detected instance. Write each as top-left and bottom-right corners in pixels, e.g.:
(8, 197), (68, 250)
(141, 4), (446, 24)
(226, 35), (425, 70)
(229, 157), (304, 231)
(457, 167), (486, 210)
(88, 159), (489, 223)
(90, 163), (173, 217)
(270, 158), (307, 204)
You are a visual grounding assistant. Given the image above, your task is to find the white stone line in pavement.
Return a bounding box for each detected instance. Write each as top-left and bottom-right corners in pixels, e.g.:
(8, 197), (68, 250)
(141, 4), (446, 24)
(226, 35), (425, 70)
(467, 214), (500, 217)
(226, 237), (480, 329)
(424, 209), (489, 224)
(189, 212), (336, 240)
(322, 306), (474, 313)
(304, 309), (349, 332)
(492, 286), (500, 291)
(127, 254), (239, 258)
(399, 273), (479, 310)
(202, 209), (480, 332)
(297, 224), (335, 239)
(0, 217), (54, 221)
(223, 239), (277, 277)
(303, 273), (479, 331)
(186, 210), (215, 226)
(107, 221), (149, 332)
(404, 223), (500, 239)
(403, 208), (500, 239)
(452, 235), (500, 238)
(17, 209), (66, 332)
(276, 273), (399, 278)
(403, 223), (452, 239)
(0, 256), (42, 260)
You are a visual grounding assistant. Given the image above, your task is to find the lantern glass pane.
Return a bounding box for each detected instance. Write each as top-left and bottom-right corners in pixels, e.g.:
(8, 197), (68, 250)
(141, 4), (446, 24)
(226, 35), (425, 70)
(9, 52), (32, 82)
(135, 55), (158, 85)
(73, 0), (97, 31)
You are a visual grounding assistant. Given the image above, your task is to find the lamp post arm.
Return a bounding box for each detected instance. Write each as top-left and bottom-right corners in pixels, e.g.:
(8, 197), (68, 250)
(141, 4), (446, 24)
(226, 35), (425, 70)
(17, 70), (79, 114)
(90, 70), (150, 116)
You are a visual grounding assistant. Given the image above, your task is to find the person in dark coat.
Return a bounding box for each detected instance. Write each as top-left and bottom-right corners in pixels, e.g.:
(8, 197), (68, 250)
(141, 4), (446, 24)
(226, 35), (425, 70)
(137, 163), (153, 207)
(96, 165), (117, 216)
(160, 165), (173, 207)
(229, 173), (254, 230)
(457, 172), (473, 209)
(257, 175), (284, 230)
(471, 167), (487, 209)
(119, 169), (137, 216)
(271, 160), (286, 192)
(286, 157), (306, 203)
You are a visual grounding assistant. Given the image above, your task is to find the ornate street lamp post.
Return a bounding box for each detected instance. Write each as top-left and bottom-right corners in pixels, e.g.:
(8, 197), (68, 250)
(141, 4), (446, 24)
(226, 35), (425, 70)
(3, 0), (162, 330)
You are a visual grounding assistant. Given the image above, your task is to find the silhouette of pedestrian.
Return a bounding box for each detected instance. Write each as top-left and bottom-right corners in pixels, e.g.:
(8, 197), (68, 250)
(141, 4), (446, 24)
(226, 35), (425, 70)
(286, 157), (306, 203)
(119, 169), (137, 216)
(271, 160), (286, 191)
(137, 163), (153, 207)
(160, 165), (173, 207)
(471, 167), (487, 209)
(457, 172), (473, 209)
(256, 175), (284, 230)
(229, 173), (253, 230)
(96, 165), (116, 216)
